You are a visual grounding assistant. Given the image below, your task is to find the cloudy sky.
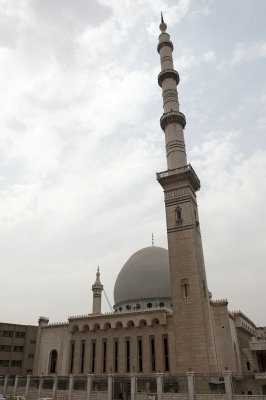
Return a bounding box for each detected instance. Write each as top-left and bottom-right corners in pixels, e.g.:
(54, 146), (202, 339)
(0, 0), (266, 327)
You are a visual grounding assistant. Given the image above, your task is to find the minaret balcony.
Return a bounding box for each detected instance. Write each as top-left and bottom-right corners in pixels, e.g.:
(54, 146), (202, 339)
(157, 40), (174, 53)
(156, 164), (201, 192)
(160, 110), (186, 130)
(158, 69), (180, 87)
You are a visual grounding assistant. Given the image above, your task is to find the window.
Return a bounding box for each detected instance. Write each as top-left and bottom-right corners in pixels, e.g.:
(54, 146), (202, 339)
(11, 360), (22, 367)
(163, 335), (169, 372)
(91, 340), (96, 373)
(102, 339), (107, 373)
(147, 302), (152, 308)
(126, 337), (130, 373)
(13, 346), (24, 352)
(49, 350), (58, 374)
(69, 341), (75, 373)
(80, 341), (85, 374)
(175, 205), (182, 222)
(15, 331), (25, 338)
(28, 354), (35, 358)
(137, 336), (143, 372)
(2, 330), (13, 337)
(30, 340), (36, 344)
(247, 361), (251, 371)
(114, 338), (118, 373)
(0, 360), (9, 367)
(0, 345), (11, 352)
(182, 279), (189, 298)
(150, 336), (156, 372)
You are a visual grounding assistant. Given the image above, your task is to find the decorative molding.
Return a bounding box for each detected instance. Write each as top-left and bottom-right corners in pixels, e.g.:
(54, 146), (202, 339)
(157, 164), (201, 192)
(160, 110), (186, 130)
(157, 40), (174, 53)
(158, 69), (179, 87)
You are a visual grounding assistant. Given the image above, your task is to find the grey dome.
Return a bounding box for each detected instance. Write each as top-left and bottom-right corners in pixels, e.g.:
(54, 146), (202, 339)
(113, 246), (171, 305)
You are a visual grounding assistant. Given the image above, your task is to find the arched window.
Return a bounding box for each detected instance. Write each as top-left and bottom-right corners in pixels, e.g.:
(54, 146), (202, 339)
(181, 279), (189, 299)
(147, 302), (152, 308)
(175, 205), (182, 222)
(49, 350), (58, 374)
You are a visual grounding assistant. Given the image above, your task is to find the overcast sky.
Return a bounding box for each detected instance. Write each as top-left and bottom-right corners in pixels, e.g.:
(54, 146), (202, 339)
(0, 0), (266, 327)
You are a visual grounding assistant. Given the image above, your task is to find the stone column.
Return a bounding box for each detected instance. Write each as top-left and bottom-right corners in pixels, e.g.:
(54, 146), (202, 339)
(223, 370), (233, 400)
(187, 371), (195, 400)
(13, 375), (19, 395)
(25, 375), (31, 397)
(130, 374), (136, 400)
(52, 375), (58, 399)
(108, 375), (114, 400)
(68, 374), (74, 400)
(38, 376), (43, 399)
(86, 374), (93, 400)
(156, 373), (164, 400)
(3, 375), (8, 396)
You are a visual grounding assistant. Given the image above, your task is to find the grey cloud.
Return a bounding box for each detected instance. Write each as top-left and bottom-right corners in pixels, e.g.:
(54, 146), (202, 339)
(0, 14), (20, 48)
(30, 0), (112, 31)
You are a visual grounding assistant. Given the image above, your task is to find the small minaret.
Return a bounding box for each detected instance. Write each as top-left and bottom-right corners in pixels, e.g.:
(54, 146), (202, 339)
(92, 267), (103, 314)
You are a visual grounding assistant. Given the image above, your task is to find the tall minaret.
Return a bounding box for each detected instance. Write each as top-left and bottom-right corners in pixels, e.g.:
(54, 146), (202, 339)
(157, 15), (217, 373)
(92, 267), (103, 314)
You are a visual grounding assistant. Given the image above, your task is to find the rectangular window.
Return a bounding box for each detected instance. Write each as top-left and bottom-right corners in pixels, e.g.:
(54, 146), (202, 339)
(0, 345), (11, 352)
(102, 339), (107, 373)
(137, 336), (143, 373)
(163, 334), (169, 372)
(15, 331), (25, 338)
(2, 330), (13, 337)
(0, 360), (9, 367)
(11, 360), (22, 367)
(126, 337), (130, 373)
(150, 336), (156, 372)
(80, 340), (85, 374)
(114, 338), (118, 373)
(30, 340), (36, 344)
(13, 346), (24, 352)
(69, 340), (75, 373)
(28, 354), (35, 358)
(91, 340), (96, 373)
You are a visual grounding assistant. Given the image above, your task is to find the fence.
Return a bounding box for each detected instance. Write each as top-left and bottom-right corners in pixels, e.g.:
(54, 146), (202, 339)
(0, 371), (266, 400)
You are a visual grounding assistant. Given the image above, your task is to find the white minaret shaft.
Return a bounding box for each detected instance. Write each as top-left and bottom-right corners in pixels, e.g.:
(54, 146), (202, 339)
(158, 15), (187, 170)
(92, 267), (103, 314)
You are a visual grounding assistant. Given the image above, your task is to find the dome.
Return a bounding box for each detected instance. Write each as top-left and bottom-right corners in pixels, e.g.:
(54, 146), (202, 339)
(113, 246), (171, 309)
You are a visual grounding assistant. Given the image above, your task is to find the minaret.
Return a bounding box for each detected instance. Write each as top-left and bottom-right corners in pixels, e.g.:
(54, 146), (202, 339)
(92, 267), (103, 314)
(157, 15), (217, 373)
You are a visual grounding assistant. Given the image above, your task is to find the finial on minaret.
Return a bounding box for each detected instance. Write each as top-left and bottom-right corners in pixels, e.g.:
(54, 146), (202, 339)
(97, 266), (99, 272)
(152, 233), (154, 246)
(159, 12), (167, 32)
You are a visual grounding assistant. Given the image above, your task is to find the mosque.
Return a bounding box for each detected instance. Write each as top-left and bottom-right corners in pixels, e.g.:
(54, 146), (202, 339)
(32, 17), (266, 393)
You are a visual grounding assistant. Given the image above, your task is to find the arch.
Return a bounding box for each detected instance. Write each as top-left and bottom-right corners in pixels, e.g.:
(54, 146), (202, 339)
(151, 318), (159, 326)
(147, 302), (152, 308)
(104, 322), (111, 330)
(115, 321), (123, 329)
(159, 302), (165, 308)
(72, 325), (79, 333)
(127, 320), (134, 328)
(82, 324), (89, 332)
(139, 319), (147, 327)
(136, 303), (141, 310)
(126, 305), (131, 310)
(49, 349), (58, 374)
(93, 323), (100, 331)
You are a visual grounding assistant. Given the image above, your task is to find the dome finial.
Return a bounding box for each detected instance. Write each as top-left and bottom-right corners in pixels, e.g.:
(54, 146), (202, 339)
(159, 12), (167, 32)
(152, 233), (154, 246)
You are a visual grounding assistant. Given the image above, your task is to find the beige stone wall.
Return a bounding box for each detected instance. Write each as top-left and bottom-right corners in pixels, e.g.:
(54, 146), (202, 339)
(211, 302), (237, 371)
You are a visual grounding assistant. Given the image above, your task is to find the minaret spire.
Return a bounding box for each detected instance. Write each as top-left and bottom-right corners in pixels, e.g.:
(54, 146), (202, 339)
(92, 267), (103, 314)
(156, 18), (217, 374)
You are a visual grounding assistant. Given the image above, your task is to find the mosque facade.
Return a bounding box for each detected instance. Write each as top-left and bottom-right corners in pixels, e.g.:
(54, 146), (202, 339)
(31, 18), (266, 393)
